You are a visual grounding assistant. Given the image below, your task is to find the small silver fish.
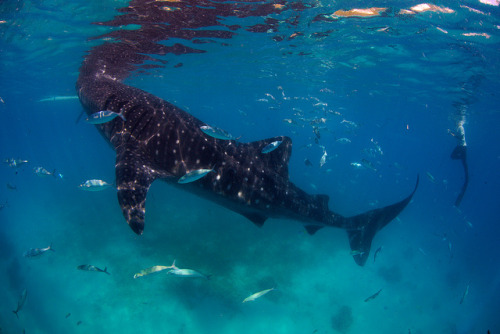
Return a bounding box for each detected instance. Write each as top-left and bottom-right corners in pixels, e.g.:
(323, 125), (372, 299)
(283, 118), (297, 125)
(242, 287), (274, 303)
(361, 159), (377, 172)
(178, 169), (214, 184)
(12, 288), (27, 319)
(426, 171), (436, 183)
(336, 138), (351, 144)
(373, 246), (383, 262)
(341, 119), (358, 128)
(350, 162), (363, 168)
(33, 166), (55, 177)
(364, 288), (382, 302)
(4, 158), (28, 168)
(262, 140), (282, 154)
(77, 265), (110, 275)
(265, 93), (276, 100)
(86, 110), (126, 124)
(78, 179), (113, 191)
(166, 260), (210, 279)
(370, 138), (383, 155)
(319, 149), (327, 168)
(460, 282), (470, 304)
(167, 268), (210, 279)
(23, 244), (54, 257)
(200, 125), (238, 140)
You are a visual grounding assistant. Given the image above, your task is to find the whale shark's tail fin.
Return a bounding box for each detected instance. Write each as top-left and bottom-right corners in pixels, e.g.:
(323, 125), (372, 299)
(346, 175), (419, 266)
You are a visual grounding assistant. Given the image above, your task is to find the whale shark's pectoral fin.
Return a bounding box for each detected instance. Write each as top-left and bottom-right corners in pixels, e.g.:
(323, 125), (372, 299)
(115, 146), (167, 235)
(241, 212), (268, 227)
(304, 225), (324, 235)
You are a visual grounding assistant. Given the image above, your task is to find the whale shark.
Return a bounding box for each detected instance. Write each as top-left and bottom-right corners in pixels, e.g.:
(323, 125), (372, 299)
(76, 0), (418, 266)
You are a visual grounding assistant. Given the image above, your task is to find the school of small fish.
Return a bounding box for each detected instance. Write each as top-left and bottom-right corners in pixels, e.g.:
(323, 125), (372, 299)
(3, 82), (476, 323)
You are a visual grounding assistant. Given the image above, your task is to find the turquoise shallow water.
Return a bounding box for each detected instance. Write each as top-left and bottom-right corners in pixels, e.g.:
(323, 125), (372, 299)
(1, 1), (500, 333)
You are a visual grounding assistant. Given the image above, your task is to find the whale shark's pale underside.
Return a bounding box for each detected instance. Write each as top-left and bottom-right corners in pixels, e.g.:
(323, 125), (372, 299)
(77, 0), (418, 266)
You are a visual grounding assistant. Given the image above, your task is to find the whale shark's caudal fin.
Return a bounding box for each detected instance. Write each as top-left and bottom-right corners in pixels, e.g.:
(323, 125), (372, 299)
(346, 175), (419, 266)
(115, 145), (170, 235)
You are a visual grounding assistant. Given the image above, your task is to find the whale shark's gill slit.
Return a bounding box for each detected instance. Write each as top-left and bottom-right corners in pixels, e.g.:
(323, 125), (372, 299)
(116, 100), (130, 112)
(103, 94), (117, 111)
(128, 108), (154, 140)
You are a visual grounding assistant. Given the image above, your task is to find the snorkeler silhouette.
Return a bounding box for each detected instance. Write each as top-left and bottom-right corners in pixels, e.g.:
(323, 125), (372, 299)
(450, 116), (468, 207)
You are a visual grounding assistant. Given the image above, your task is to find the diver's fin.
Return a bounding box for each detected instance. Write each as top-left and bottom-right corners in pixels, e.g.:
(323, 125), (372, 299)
(305, 225), (324, 235)
(241, 212), (268, 227)
(346, 175), (419, 266)
(115, 145), (168, 235)
(451, 145), (468, 207)
(451, 145), (466, 160)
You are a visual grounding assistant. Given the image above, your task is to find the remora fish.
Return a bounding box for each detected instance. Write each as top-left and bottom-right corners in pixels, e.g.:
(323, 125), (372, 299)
(178, 169), (214, 184)
(77, 265), (110, 275)
(78, 179), (113, 191)
(200, 125), (239, 140)
(242, 287), (274, 303)
(76, 2), (419, 266)
(38, 95), (79, 102)
(261, 140), (282, 154)
(24, 244), (54, 257)
(12, 288), (27, 319)
(86, 110), (126, 124)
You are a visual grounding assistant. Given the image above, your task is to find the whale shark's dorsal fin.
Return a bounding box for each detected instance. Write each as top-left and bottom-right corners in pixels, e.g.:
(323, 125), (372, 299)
(115, 145), (170, 235)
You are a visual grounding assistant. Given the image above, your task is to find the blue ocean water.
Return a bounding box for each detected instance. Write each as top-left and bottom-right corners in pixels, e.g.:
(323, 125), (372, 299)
(1, 0), (499, 333)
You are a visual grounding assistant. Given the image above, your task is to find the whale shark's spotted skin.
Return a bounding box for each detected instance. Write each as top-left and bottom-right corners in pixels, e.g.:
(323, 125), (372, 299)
(76, 0), (418, 266)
